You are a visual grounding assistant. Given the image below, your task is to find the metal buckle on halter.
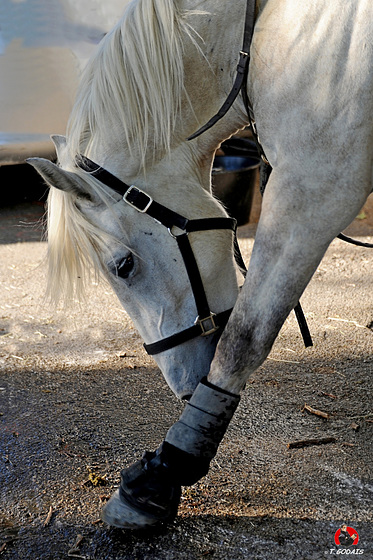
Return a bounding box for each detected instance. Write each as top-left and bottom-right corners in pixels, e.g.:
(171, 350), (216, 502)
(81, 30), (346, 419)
(123, 186), (153, 213)
(168, 225), (187, 239)
(195, 312), (219, 336)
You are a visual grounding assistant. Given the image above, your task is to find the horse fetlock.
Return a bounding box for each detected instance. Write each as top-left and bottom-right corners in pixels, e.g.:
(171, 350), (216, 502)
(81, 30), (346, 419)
(159, 441), (211, 486)
(165, 377), (240, 463)
(120, 450), (181, 519)
(101, 449), (181, 529)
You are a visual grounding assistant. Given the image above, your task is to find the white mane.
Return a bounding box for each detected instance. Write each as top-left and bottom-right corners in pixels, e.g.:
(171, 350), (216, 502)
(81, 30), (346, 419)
(67, 0), (198, 163)
(47, 0), (202, 304)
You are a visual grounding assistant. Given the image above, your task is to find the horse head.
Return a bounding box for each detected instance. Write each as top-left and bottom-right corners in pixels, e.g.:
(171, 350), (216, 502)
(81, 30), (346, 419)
(29, 133), (239, 399)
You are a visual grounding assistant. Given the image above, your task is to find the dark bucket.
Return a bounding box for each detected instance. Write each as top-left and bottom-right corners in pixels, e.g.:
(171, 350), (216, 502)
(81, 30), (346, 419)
(212, 138), (260, 226)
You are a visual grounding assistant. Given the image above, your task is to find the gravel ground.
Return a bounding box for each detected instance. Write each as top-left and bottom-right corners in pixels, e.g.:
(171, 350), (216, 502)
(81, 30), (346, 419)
(0, 200), (372, 560)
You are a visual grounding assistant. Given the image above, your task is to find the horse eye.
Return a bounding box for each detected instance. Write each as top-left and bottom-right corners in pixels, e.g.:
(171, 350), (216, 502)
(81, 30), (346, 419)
(114, 254), (134, 279)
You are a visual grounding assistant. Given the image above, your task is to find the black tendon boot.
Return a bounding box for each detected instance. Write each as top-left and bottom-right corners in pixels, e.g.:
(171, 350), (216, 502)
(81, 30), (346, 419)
(101, 378), (240, 529)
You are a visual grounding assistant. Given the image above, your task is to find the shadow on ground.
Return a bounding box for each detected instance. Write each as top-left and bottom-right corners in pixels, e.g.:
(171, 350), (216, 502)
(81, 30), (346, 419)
(1, 350), (372, 559)
(2, 515), (372, 560)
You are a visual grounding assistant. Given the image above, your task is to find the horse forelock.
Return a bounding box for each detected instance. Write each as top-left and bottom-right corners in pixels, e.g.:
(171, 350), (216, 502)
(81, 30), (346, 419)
(46, 182), (114, 306)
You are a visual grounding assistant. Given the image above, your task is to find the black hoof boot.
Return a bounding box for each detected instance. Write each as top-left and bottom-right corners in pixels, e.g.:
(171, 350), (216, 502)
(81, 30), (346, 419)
(101, 448), (181, 529)
(102, 378), (240, 530)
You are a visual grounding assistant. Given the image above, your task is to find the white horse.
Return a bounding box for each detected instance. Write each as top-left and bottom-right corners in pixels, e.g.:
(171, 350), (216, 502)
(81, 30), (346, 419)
(29, 0), (373, 529)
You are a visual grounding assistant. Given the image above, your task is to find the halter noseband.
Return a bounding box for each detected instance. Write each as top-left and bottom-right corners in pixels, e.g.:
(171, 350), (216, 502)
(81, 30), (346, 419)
(78, 155), (238, 355)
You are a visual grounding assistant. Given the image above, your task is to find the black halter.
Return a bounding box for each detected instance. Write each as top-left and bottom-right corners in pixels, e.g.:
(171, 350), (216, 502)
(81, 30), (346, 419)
(78, 155), (239, 355)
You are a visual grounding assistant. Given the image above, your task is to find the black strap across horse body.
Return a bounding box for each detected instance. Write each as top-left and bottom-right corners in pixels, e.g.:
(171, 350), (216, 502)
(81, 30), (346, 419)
(187, 0), (256, 141)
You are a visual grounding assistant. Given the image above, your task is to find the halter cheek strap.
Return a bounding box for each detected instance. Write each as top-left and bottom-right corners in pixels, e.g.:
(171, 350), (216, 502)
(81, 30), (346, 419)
(78, 155), (239, 355)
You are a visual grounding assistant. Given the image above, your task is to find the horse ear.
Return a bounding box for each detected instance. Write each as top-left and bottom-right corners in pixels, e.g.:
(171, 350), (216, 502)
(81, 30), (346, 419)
(50, 134), (68, 161)
(27, 157), (93, 199)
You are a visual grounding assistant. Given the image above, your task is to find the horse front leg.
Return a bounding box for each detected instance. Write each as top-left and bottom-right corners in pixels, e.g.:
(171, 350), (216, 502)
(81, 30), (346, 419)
(207, 162), (370, 394)
(166, 162), (369, 472)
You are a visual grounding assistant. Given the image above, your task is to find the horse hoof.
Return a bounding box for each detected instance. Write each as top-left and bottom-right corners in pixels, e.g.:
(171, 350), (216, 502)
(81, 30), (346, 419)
(101, 450), (182, 530)
(101, 489), (162, 529)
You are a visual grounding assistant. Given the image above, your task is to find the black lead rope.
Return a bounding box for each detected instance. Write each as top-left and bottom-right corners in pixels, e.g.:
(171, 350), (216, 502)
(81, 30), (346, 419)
(186, 8), (313, 347)
(186, 0), (314, 348)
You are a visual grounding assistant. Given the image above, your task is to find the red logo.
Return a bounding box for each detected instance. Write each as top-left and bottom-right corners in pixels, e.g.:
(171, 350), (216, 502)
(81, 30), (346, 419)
(334, 525), (359, 547)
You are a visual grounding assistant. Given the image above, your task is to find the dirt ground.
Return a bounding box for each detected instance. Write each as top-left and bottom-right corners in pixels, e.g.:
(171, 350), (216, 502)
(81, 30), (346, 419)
(0, 192), (372, 559)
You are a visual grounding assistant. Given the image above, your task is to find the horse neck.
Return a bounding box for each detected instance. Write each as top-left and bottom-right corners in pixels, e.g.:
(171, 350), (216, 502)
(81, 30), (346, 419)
(180, 0), (250, 147)
(83, 0), (251, 184)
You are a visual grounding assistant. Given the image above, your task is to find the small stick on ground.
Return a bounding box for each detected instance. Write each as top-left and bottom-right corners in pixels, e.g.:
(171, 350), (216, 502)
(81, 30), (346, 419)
(68, 534), (85, 558)
(287, 437), (337, 449)
(303, 403), (330, 419)
(320, 391), (338, 399)
(44, 506), (53, 527)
